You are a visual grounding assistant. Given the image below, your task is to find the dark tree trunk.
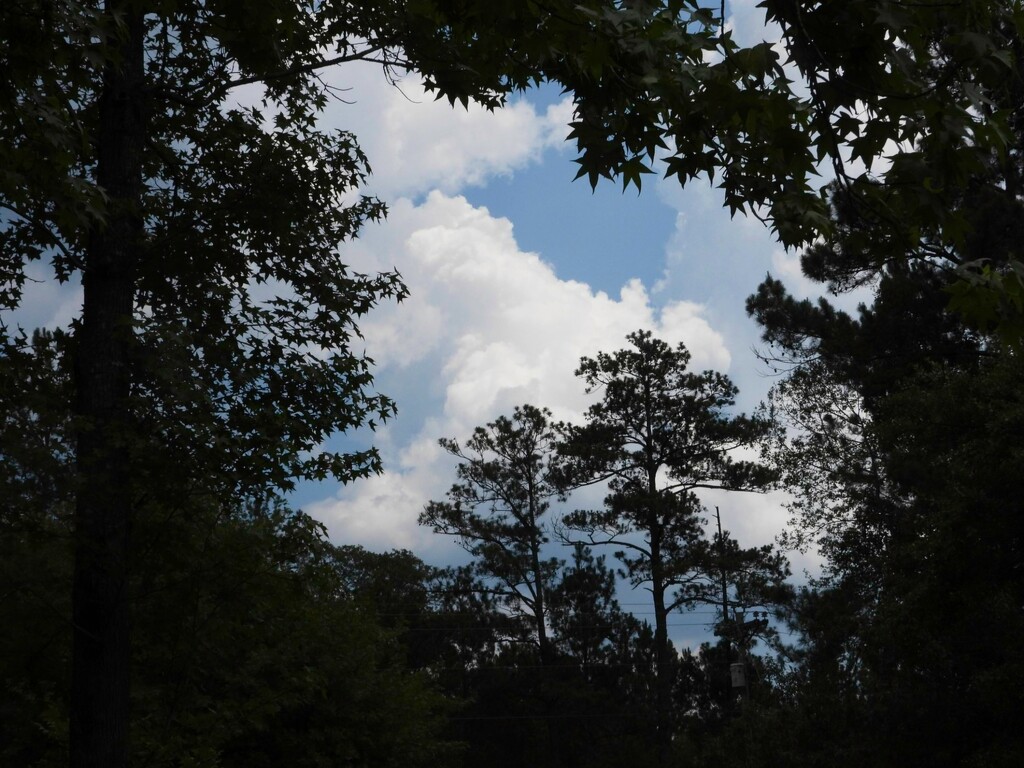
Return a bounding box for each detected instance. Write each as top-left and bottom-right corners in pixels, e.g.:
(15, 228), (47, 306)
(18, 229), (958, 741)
(651, 531), (673, 767)
(529, 520), (553, 666)
(647, 439), (673, 765)
(70, 5), (145, 767)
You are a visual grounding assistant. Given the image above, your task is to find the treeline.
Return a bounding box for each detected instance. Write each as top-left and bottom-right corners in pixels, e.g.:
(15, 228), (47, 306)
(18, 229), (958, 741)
(0, 328), (783, 768)
(0, 490), (763, 768)
(7, 266), (1022, 767)
(411, 246), (1024, 768)
(5, 2), (1024, 766)
(737, 229), (1024, 765)
(418, 330), (789, 766)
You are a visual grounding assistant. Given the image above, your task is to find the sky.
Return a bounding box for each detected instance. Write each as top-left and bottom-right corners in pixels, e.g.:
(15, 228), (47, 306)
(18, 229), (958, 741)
(4, 1), (854, 650)
(285, 2), (847, 649)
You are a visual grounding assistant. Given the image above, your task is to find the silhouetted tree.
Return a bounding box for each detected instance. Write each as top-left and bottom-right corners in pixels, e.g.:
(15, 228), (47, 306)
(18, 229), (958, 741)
(561, 330), (782, 763)
(421, 405), (569, 664)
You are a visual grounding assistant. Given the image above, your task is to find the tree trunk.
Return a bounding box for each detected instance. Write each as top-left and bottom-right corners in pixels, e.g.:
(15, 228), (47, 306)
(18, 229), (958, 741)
(530, 521), (552, 665)
(649, 509), (673, 767)
(70, 5), (144, 767)
(646, 422), (673, 766)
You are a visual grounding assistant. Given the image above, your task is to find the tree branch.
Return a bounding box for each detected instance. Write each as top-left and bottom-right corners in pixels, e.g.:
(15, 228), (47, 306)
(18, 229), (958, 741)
(223, 44), (400, 92)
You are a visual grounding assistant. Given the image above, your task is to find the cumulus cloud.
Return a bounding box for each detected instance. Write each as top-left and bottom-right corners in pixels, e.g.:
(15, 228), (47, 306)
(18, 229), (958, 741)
(305, 192), (735, 558)
(318, 67), (574, 200)
(295, 33), (794, 572)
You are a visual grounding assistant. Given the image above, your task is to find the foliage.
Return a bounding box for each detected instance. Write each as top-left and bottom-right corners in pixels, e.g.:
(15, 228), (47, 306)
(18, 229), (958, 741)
(10, 1), (1024, 765)
(559, 329), (785, 762)
(0, 4), (755, 765)
(421, 405), (570, 661)
(0, 329), (74, 523)
(445, 0), (1024, 334)
(425, 551), (663, 768)
(761, 0), (1024, 336)
(0, 495), (459, 768)
(130, 505), (455, 768)
(5, 0), (1024, 513)
(745, 119), (1024, 762)
(420, 402), (694, 768)
(548, 544), (629, 667)
(563, 0), (1024, 335)
(562, 330), (780, 611)
(758, 361), (896, 584)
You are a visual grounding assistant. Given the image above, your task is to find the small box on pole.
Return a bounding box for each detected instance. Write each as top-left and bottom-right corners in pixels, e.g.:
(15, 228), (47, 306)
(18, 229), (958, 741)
(730, 662), (746, 688)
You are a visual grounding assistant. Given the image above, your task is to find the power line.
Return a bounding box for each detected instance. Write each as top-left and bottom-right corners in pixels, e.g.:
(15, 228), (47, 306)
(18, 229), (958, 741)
(398, 621), (722, 632)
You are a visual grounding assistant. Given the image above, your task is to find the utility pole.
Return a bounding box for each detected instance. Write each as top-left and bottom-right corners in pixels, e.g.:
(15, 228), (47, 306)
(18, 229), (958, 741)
(715, 505), (731, 647)
(715, 506), (742, 711)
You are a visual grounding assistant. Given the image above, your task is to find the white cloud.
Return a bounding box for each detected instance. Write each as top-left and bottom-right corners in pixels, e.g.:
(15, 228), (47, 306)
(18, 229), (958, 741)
(2, 261), (83, 335)
(770, 248), (820, 299)
(318, 67), (573, 200)
(727, 0), (778, 47)
(659, 300), (731, 371)
(299, 35), (798, 577)
(306, 191), (737, 558)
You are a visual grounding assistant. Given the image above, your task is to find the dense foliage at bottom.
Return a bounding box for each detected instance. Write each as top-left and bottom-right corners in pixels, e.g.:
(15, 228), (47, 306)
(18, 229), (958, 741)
(4, 286), (1024, 767)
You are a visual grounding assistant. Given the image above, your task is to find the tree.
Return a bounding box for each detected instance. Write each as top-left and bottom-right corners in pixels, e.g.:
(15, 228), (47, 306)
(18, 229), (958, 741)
(421, 404), (569, 664)
(759, 1), (1024, 337)
(752, 366), (1024, 768)
(0, 490), (459, 768)
(0, 4), (741, 765)
(547, 544), (666, 768)
(756, 360), (897, 591)
(422, 546), (663, 768)
(599, 2), (1024, 336)
(539, 1), (1024, 334)
(421, 409), (683, 768)
(4, 5), (404, 764)
(9, 2), (1021, 764)
(132, 502), (462, 768)
(745, 132), (1024, 763)
(561, 330), (783, 763)
(547, 543), (625, 669)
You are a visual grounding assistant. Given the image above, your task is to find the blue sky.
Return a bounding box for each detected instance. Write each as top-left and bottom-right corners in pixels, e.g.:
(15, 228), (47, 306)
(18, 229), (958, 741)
(286, 2), (847, 650)
(3, 1), (842, 650)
